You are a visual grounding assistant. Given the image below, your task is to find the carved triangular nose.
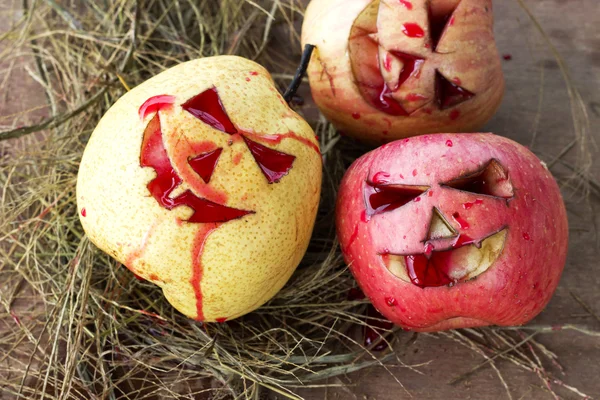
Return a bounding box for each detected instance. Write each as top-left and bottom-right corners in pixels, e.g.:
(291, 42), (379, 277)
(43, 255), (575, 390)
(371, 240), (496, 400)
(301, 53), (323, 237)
(426, 208), (458, 241)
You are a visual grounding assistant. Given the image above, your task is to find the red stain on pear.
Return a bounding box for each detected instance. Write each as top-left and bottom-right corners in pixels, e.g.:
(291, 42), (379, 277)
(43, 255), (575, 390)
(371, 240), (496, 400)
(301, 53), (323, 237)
(523, 232), (531, 241)
(406, 93), (427, 102)
(81, 208), (86, 217)
(232, 152), (243, 165)
(138, 95), (176, 120)
(352, 112), (361, 119)
(191, 223), (220, 321)
(216, 317), (228, 323)
(449, 110), (461, 120)
(402, 23), (425, 38)
(372, 171), (390, 184)
(188, 148), (222, 183)
(242, 136), (296, 183)
(446, 139), (453, 147)
(182, 87), (237, 134)
(383, 54), (393, 72)
(385, 296), (398, 307)
(250, 71), (259, 76)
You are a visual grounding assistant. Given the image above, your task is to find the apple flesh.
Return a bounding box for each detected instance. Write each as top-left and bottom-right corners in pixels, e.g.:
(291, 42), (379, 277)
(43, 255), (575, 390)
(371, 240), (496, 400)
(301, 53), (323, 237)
(301, 0), (504, 144)
(336, 133), (568, 331)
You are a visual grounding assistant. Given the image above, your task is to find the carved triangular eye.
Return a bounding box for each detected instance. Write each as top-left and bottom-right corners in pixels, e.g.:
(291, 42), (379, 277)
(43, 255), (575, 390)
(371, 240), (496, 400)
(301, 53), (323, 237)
(364, 182), (430, 217)
(188, 148), (222, 183)
(429, 0), (460, 51)
(435, 71), (475, 110)
(181, 87), (237, 134)
(242, 137), (296, 183)
(443, 159), (514, 198)
(427, 208), (457, 240)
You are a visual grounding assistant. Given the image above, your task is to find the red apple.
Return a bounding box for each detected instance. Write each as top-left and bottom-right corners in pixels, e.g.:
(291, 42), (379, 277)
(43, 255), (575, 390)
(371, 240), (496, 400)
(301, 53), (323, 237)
(301, 0), (504, 144)
(336, 133), (568, 331)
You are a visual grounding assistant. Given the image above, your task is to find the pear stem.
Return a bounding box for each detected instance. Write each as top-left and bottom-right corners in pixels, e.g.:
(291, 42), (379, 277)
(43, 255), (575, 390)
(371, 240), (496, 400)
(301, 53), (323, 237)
(283, 44), (315, 104)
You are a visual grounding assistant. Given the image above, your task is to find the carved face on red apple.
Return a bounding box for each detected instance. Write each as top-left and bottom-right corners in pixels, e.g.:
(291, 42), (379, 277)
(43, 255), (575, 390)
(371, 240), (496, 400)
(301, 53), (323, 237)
(336, 134), (568, 331)
(302, 0), (504, 144)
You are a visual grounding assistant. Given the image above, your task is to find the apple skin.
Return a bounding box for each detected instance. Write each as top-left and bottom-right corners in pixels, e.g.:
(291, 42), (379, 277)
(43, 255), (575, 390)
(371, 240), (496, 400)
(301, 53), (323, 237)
(336, 133), (568, 332)
(77, 56), (322, 322)
(301, 0), (504, 145)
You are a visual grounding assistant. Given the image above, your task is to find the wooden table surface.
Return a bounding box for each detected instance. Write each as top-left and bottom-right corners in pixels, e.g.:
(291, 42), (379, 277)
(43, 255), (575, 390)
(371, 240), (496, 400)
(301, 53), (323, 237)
(1, 0), (599, 399)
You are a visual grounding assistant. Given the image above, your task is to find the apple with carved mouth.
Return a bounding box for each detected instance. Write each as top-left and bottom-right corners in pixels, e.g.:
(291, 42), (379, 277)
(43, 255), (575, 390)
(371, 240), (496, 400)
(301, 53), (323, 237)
(336, 134), (568, 331)
(302, 0), (504, 144)
(77, 56), (322, 322)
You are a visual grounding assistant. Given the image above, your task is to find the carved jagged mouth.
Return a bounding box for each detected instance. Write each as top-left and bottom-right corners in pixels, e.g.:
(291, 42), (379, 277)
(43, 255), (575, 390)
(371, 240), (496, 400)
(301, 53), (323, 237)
(382, 229), (507, 288)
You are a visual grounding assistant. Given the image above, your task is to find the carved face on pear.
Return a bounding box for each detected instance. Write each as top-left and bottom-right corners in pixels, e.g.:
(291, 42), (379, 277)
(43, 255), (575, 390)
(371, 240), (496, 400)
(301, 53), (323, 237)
(77, 56), (322, 322)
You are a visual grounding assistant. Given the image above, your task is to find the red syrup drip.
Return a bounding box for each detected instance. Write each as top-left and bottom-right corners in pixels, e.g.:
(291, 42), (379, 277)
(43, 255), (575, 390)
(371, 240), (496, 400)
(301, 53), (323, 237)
(388, 51), (425, 90)
(385, 296), (397, 307)
(399, 0), (413, 10)
(138, 95), (176, 120)
(181, 87), (238, 134)
(250, 71), (259, 76)
(365, 182), (427, 216)
(347, 224), (360, 250)
(140, 114), (253, 223)
(134, 274), (145, 281)
(242, 136), (296, 183)
(364, 306), (394, 351)
(352, 112), (361, 119)
(188, 148), (222, 183)
(523, 232), (531, 241)
(243, 131), (320, 156)
(446, 140), (453, 147)
(216, 317), (228, 323)
(191, 223), (219, 321)
(462, 199), (483, 210)
(372, 171), (390, 184)
(402, 23), (424, 38)
(359, 82), (408, 116)
(435, 71), (475, 109)
(81, 208), (86, 217)
(452, 212), (469, 229)
(405, 252), (453, 287)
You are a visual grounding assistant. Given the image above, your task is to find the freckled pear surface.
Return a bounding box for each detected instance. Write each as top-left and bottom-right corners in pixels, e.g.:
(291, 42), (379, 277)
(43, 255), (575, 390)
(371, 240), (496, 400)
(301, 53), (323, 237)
(301, 0), (504, 144)
(336, 133), (568, 332)
(76, 56), (322, 322)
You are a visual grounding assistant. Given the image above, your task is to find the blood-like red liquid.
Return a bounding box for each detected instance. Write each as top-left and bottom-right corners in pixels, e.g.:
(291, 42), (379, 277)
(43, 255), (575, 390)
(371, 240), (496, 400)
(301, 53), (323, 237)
(190, 223), (219, 321)
(81, 208), (86, 217)
(445, 140), (453, 147)
(188, 148), (222, 183)
(365, 182), (427, 216)
(462, 199), (483, 210)
(372, 171), (390, 184)
(364, 306), (394, 351)
(388, 51), (425, 90)
(452, 212), (470, 229)
(435, 71), (475, 109)
(182, 87), (238, 134)
(399, 0), (413, 10)
(242, 136), (296, 183)
(140, 114), (253, 223)
(402, 23), (424, 38)
(216, 317), (228, 323)
(138, 95), (176, 120)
